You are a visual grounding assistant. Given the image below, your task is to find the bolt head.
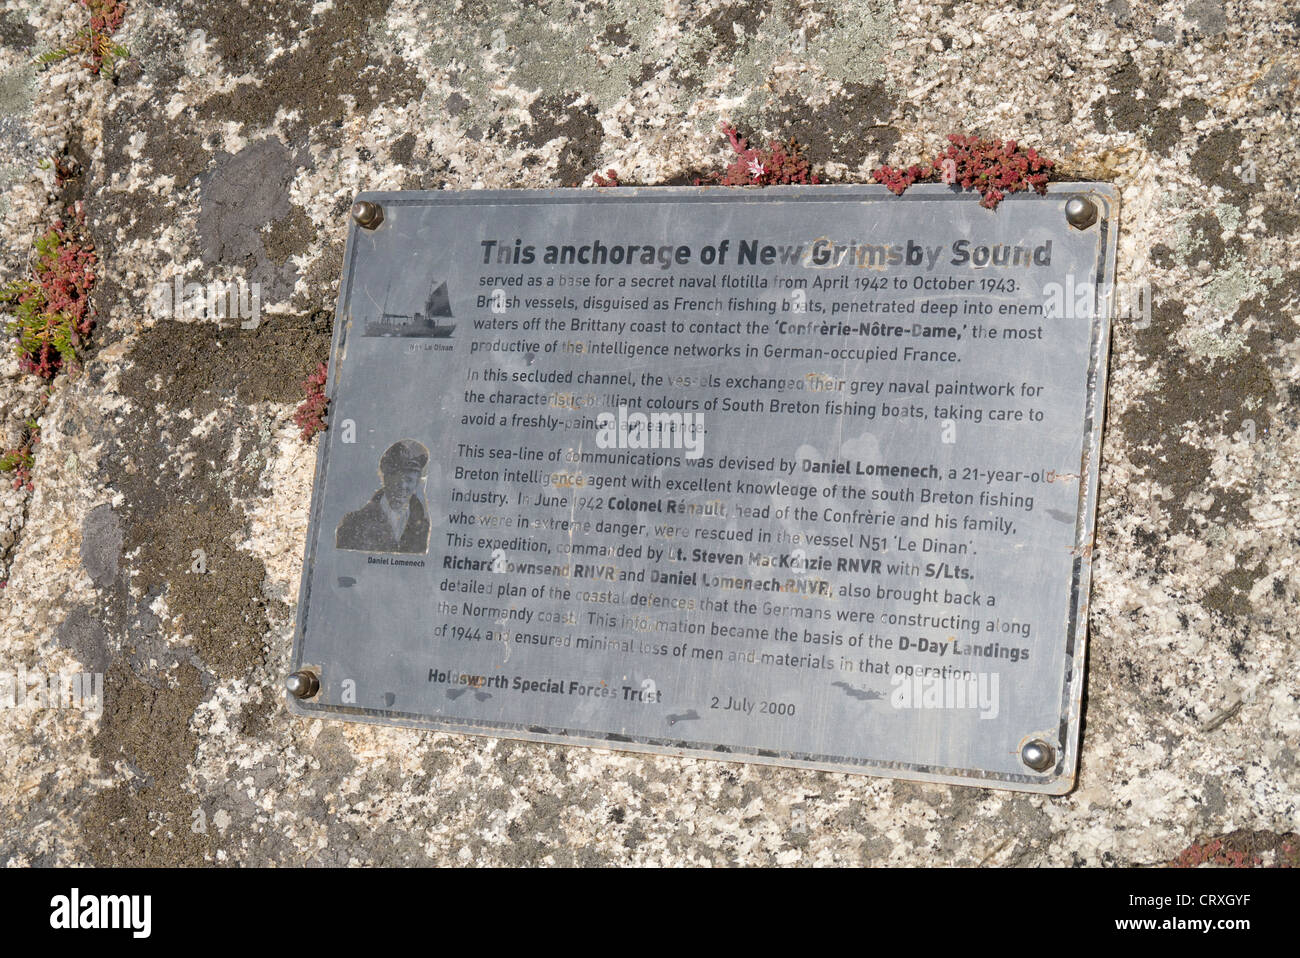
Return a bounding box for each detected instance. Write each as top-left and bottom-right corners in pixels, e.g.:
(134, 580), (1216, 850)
(350, 200), (384, 229)
(285, 670), (320, 699)
(1065, 195), (1098, 230)
(1021, 740), (1055, 772)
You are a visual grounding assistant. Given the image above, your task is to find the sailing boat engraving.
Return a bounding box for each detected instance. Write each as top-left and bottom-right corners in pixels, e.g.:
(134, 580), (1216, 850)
(363, 277), (456, 338)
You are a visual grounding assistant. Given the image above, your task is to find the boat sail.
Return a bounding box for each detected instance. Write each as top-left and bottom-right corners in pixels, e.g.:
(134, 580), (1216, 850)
(364, 278), (456, 337)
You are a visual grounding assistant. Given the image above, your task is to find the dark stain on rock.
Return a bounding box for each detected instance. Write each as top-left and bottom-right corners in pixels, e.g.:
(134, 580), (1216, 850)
(1130, 288), (1184, 357)
(1178, 97), (1208, 126)
(96, 44), (211, 246)
(445, 92), (470, 117)
(1185, 0), (1227, 36)
(53, 606), (110, 675)
(306, 725), (357, 789)
(1143, 107), (1190, 157)
(123, 491), (277, 679)
(0, 9), (35, 49)
(1202, 560), (1260, 620)
(1190, 126), (1256, 200)
(1262, 210), (1300, 245)
(599, 22), (632, 49)
(761, 82), (899, 171)
(1197, 776), (1226, 817)
(516, 95), (604, 186)
(1119, 301), (1276, 532)
(390, 132), (417, 166)
(1091, 57), (1163, 133)
(632, 58), (664, 89)
(263, 205), (318, 269)
(72, 0), (369, 869)
(198, 139), (313, 303)
(1129, 526), (1174, 579)
(238, 690), (277, 738)
(85, 663), (214, 865)
(78, 311), (329, 863)
(1089, 57), (1205, 155)
(119, 312), (332, 416)
(697, 2), (767, 66)
(1150, 243), (1175, 269)
(80, 504), (122, 588)
(401, 151), (454, 191)
(190, 0), (423, 139)
(1182, 210), (1241, 270)
(293, 240), (346, 314)
(1235, 270), (1300, 342)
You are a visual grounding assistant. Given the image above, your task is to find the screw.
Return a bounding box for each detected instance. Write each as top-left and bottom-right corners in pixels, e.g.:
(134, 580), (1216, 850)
(285, 669), (320, 699)
(350, 200), (384, 230)
(1064, 195), (1098, 230)
(1021, 740), (1055, 772)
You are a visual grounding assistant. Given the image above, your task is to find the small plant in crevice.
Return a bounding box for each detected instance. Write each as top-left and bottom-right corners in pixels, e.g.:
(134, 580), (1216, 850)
(293, 362), (329, 442)
(0, 206), (98, 380)
(38, 153), (82, 187)
(36, 0), (129, 77)
(0, 420), (39, 492)
(1171, 838), (1262, 868)
(698, 122), (821, 187)
(591, 168), (621, 187)
(871, 134), (1054, 209)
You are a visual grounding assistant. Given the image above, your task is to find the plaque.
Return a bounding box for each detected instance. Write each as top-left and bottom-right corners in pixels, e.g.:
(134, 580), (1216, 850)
(289, 184), (1118, 793)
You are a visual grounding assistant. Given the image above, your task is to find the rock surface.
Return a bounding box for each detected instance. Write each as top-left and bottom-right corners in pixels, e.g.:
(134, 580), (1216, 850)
(0, 0), (1297, 866)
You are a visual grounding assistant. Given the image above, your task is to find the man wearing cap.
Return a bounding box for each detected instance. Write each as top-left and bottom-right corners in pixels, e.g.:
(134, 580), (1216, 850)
(336, 439), (431, 554)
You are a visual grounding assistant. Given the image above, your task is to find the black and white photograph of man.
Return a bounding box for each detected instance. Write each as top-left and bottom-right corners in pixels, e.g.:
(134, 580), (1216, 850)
(335, 439), (431, 554)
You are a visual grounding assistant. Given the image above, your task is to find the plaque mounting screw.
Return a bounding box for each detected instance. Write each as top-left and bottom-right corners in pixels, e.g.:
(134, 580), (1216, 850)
(285, 669), (320, 699)
(1020, 740), (1055, 772)
(350, 200), (384, 230)
(1064, 195), (1098, 230)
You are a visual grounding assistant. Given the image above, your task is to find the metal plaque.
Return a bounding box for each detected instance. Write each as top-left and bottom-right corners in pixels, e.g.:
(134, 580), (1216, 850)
(289, 184), (1118, 793)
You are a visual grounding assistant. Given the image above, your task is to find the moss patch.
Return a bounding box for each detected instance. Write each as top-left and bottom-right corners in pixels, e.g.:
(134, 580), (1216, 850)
(515, 95), (605, 186)
(190, 0), (422, 138)
(1089, 56), (1207, 155)
(1190, 127), (1257, 201)
(759, 82), (899, 171)
(76, 311), (329, 864)
(1119, 311), (1275, 532)
(85, 663), (215, 865)
(1202, 560), (1261, 620)
(262, 205), (318, 269)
